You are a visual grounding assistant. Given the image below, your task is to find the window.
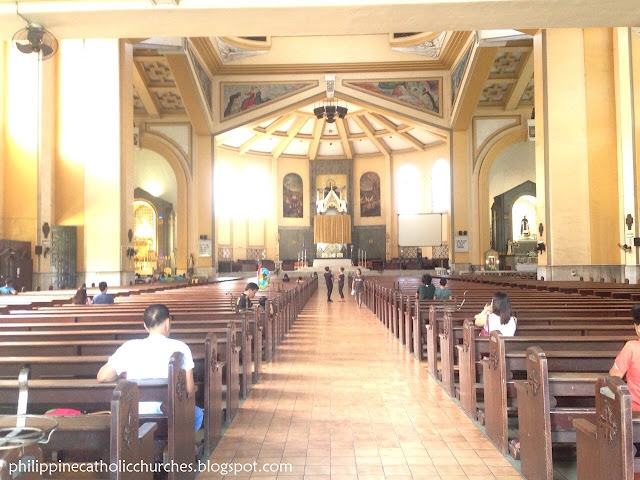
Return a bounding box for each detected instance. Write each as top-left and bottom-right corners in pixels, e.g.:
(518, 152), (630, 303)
(396, 164), (421, 214)
(431, 158), (450, 213)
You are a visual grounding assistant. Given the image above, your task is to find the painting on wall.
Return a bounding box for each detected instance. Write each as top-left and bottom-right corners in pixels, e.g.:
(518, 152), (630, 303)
(221, 81), (318, 120)
(360, 172), (381, 217)
(451, 44), (472, 108)
(283, 173), (304, 218)
(343, 78), (442, 116)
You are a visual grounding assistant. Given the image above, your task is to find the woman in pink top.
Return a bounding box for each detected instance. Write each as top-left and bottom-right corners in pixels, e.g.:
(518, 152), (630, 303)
(610, 305), (640, 411)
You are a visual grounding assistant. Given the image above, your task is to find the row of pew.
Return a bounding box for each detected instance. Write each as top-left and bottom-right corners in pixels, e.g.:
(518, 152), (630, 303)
(0, 275), (318, 479)
(363, 275), (640, 480)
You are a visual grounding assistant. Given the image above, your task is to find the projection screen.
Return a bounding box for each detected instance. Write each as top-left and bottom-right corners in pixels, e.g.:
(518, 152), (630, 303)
(398, 213), (443, 246)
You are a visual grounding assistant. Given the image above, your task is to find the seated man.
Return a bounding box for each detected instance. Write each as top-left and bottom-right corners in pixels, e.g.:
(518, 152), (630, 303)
(237, 282), (259, 310)
(96, 304), (203, 430)
(416, 274), (435, 300)
(92, 281), (114, 304)
(610, 305), (640, 412)
(434, 277), (452, 300)
(0, 279), (18, 295)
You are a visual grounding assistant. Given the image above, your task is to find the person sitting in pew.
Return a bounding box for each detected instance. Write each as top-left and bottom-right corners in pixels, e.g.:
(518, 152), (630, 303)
(474, 292), (517, 336)
(609, 305), (640, 411)
(433, 277), (451, 300)
(0, 278), (17, 295)
(92, 281), (114, 304)
(73, 284), (92, 305)
(238, 282), (259, 310)
(416, 274), (435, 300)
(96, 304), (203, 430)
(258, 296), (274, 315)
(283, 274), (291, 283)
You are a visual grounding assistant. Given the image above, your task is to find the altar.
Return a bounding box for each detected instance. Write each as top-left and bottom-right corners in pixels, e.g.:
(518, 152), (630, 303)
(312, 258), (353, 270)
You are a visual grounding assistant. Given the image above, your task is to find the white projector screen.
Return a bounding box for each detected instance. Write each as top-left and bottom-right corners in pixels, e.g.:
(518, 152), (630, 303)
(398, 214), (443, 246)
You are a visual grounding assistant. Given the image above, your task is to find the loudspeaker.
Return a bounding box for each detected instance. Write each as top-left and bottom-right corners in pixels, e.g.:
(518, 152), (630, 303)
(34, 246), (43, 255)
(634, 237), (640, 247)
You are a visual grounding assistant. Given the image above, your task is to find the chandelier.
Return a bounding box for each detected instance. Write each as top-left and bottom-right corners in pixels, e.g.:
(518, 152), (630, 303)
(313, 101), (348, 123)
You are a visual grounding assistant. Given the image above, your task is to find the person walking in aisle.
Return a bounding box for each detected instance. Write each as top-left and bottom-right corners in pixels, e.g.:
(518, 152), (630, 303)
(352, 268), (365, 308)
(338, 266), (346, 301)
(324, 266), (334, 302)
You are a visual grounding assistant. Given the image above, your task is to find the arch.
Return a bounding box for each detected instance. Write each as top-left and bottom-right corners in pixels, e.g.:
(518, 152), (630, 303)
(431, 158), (450, 213)
(471, 126), (528, 264)
(396, 164), (421, 215)
(139, 131), (191, 272)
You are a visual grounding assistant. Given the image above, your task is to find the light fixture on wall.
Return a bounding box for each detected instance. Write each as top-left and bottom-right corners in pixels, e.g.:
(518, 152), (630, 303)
(313, 100), (348, 124)
(527, 108), (535, 142)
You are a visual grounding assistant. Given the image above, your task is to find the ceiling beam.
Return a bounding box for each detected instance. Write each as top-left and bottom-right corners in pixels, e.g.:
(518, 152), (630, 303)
(238, 134), (264, 155)
(308, 119), (324, 160)
(164, 53), (211, 135)
(504, 51), (534, 111)
(354, 115), (390, 159)
(234, 113), (296, 153)
(335, 118), (353, 159)
(452, 46), (499, 131)
(132, 61), (159, 118)
(272, 116), (308, 159)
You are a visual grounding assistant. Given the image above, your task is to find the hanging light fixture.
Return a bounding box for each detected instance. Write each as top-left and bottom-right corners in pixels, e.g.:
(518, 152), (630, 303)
(313, 100), (348, 124)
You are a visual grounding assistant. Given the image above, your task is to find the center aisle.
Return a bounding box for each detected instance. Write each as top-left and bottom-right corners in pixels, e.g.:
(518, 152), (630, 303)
(201, 288), (522, 480)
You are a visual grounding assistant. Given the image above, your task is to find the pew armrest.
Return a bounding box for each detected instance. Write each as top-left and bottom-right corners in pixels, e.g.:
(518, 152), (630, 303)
(573, 418), (597, 439)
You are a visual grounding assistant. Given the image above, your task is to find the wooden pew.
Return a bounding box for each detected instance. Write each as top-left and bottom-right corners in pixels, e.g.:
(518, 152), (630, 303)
(0, 380), (157, 480)
(0, 354), (193, 479)
(515, 346), (615, 479)
(574, 376), (640, 480)
(478, 332), (631, 454)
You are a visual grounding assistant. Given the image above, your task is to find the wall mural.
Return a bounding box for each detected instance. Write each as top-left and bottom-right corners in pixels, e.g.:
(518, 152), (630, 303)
(343, 78), (442, 116)
(360, 171), (381, 217)
(221, 81), (318, 120)
(451, 45), (472, 108)
(283, 173), (303, 218)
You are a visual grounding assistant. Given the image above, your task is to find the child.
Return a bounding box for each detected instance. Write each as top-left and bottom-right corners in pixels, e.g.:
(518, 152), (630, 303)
(238, 282), (259, 310)
(352, 268), (365, 308)
(434, 278), (451, 300)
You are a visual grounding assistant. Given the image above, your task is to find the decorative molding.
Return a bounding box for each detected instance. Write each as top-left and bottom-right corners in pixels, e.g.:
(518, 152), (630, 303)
(186, 42), (213, 115)
(147, 123), (192, 164)
(451, 43), (473, 108)
(472, 115), (521, 162)
(216, 37), (269, 63)
(343, 78), (443, 117)
(390, 32), (447, 58)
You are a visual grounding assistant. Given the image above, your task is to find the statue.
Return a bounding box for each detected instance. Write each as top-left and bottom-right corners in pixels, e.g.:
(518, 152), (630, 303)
(520, 215), (530, 237)
(507, 239), (513, 255)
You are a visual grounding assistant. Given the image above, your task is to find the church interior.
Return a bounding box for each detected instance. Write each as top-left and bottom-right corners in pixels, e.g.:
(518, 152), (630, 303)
(0, 1), (639, 479)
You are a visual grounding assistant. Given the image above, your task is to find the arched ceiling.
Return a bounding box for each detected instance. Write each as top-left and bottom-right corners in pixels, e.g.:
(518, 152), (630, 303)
(216, 98), (448, 160)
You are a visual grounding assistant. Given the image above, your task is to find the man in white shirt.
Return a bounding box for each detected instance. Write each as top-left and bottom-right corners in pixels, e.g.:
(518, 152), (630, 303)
(96, 304), (203, 430)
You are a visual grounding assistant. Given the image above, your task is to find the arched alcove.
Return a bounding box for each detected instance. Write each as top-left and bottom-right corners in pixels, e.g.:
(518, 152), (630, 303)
(472, 127), (529, 263)
(138, 132), (191, 272)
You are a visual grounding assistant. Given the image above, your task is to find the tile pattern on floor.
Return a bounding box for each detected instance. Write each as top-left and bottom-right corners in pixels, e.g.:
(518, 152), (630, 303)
(201, 288), (522, 480)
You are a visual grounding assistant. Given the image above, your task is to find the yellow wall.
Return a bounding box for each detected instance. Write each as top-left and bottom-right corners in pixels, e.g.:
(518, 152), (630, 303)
(56, 40), (86, 271)
(391, 145), (450, 258)
(3, 44), (38, 253)
(452, 130), (469, 264)
(195, 134), (213, 269)
(583, 28), (619, 265)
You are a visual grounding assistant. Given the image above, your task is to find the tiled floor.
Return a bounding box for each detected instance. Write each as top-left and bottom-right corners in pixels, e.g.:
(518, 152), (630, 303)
(201, 288), (522, 480)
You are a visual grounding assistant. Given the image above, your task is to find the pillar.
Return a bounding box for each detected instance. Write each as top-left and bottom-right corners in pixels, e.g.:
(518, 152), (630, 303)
(614, 28), (640, 281)
(535, 28), (622, 280)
